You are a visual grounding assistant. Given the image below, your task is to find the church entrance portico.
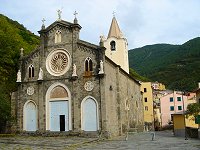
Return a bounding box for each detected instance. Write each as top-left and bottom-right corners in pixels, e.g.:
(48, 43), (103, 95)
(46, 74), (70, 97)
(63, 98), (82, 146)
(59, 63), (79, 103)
(46, 83), (71, 131)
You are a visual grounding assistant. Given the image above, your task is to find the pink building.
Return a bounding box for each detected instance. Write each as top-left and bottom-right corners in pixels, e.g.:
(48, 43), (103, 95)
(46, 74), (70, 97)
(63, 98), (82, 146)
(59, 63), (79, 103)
(160, 91), (187, 127)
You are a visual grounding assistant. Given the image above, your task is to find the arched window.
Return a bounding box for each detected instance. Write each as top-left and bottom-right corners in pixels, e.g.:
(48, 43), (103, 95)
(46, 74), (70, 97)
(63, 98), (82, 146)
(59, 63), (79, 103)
(28, 64), (34, 78)
(110, 41), (116, 51)
(85, 61), (88, 72)
(55, 30), (62, 43)
(85, 57), (93, 72)
(89, 59), (93, 71)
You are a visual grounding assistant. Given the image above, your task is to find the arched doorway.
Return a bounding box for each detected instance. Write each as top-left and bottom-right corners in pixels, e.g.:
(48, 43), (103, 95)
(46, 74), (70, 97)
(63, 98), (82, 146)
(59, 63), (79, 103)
(46, 83), (71, 131)
(23, 101), (37, 131)
(81, 96), (99, 131)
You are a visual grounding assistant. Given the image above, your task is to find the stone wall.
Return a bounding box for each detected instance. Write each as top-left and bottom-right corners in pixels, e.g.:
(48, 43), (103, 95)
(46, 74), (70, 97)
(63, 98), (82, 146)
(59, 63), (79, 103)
(103, 57), (144, 137)
(118, 69), (144, 132)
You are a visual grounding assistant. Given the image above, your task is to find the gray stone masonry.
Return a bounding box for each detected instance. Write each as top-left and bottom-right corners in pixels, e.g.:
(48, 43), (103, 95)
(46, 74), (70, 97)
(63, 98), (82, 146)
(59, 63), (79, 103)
(12, 18), (143, 138)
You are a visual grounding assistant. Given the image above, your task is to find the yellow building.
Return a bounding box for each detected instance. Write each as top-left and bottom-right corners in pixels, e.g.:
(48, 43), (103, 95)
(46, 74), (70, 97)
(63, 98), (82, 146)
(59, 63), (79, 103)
(172, 92), (198, 138)
(141, 82), (154, 131)
(158, 83), (166, 91)
(173, 114), (198, 138)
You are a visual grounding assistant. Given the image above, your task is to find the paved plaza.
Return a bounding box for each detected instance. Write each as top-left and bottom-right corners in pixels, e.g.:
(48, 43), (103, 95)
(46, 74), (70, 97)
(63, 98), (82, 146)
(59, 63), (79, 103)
(0, 131), (200, 150)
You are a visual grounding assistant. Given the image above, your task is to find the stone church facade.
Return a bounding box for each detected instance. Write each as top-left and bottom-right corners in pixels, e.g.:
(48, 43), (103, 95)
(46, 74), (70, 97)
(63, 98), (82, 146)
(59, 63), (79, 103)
(11, 13), (144, 137)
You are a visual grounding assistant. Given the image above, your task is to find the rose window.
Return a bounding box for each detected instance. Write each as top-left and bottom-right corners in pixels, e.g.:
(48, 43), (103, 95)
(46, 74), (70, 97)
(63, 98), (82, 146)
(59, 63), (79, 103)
(50, 52), (68, 73)
(46, 49), (70, 76)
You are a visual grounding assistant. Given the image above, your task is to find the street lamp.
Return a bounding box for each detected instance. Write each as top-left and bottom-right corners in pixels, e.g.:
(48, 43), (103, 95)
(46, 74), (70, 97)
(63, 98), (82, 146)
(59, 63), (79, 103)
(182, 91), (188, 140)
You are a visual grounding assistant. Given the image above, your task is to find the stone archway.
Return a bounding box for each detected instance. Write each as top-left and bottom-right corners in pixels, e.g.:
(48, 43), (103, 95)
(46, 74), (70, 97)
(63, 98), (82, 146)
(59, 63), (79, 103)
(46, 83), (71, 131)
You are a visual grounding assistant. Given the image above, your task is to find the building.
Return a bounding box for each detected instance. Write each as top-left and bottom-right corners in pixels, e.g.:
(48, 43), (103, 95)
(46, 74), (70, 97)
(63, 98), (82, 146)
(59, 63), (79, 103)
(11, 12), (144, 138)
(140, 82), (154, 131)
(152, 82), (166, 91)
(152, 83), (169, 130)
(140, 82), (170, 131)
(160, 91), (187, 127)
(160, 91), (196, 128)
(172, 87), (197, 138)
(173, 112), (198, 138)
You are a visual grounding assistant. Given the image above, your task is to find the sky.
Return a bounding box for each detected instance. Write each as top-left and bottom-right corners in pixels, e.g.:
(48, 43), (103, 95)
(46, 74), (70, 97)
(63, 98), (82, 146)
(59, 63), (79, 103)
(1, 0), (200, 49)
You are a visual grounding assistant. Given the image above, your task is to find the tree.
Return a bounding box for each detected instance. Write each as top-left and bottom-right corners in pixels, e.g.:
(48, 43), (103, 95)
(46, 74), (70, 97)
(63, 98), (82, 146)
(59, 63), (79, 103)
(0, 84), (12, 133)
(129, 68), (150, 82)
(186, 103), (200, 118)
(0, 14), (39, 133)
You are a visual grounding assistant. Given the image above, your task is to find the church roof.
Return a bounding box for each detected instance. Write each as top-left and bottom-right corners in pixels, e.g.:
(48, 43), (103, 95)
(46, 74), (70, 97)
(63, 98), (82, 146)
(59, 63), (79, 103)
(38, 20), (81, 34)
(107, 17), (123, 39)
(78, 40), (103, 50)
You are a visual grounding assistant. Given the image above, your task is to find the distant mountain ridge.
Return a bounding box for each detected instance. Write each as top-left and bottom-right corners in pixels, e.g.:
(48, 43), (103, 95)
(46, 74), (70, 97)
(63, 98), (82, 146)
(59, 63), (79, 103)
(128, 37), (200, 91)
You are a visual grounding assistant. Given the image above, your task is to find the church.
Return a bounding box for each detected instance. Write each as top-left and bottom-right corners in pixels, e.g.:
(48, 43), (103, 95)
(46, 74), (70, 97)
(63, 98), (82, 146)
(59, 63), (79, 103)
(11, 11), (144, 137)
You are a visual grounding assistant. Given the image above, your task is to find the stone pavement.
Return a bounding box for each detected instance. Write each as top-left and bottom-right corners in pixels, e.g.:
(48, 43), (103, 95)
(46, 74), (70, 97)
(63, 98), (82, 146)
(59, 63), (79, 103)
(78, 131), (200, 150)
(0, 135), (98, 150)
(0, 131), (200, 150)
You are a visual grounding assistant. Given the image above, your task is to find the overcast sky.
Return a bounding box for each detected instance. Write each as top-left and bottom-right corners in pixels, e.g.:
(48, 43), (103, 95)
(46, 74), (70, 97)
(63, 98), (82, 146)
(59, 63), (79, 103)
(1, 0), (200, 49)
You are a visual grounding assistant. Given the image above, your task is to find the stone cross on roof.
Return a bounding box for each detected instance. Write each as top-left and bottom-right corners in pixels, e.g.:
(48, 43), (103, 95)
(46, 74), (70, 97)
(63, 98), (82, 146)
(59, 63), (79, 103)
(74, 11), (78, 18)
(42, 18), (46, 25)
(41, 18), (46, 29)
(112, 11), (116, 17)
(57, 9), (62, 21)
(73, 11), (78, 24)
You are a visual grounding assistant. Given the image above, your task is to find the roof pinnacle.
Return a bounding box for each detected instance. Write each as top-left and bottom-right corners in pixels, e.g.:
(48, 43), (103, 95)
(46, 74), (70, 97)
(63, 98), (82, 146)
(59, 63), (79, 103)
(57, 9), (62, 21)
(112, 11), (116, 17)
(41, 18), (46, 29)
(107, 14), (123, 39)
(73, 11), (78, 24)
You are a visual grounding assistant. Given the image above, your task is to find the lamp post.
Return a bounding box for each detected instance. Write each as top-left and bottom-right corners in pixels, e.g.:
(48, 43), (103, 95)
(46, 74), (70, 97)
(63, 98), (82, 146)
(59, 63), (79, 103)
(125, 99), (130, 141)
(182, 91), (188, 140)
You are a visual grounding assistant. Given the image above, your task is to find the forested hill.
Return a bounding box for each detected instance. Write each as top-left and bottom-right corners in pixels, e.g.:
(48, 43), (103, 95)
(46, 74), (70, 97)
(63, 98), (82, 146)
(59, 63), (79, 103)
(128, 37), (200, 91)
(0, 14), (39, 132)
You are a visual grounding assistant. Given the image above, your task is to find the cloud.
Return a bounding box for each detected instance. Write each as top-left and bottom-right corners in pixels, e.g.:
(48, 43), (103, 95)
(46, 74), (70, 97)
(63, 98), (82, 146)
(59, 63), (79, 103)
(125, 0), (200, 47)
(1, 0), (200, 48)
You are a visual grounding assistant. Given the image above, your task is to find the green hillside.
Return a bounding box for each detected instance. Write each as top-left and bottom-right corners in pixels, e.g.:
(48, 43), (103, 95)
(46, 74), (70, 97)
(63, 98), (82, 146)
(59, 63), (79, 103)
(129, 44), (180, 75)
(129, 37), (200, 91)
(129, 68), (150, 82)
(0, 14), (39, 132)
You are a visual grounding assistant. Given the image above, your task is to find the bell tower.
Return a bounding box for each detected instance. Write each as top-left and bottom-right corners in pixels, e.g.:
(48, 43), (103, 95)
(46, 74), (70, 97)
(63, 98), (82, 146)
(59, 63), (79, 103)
(101, 16), (129, 73)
